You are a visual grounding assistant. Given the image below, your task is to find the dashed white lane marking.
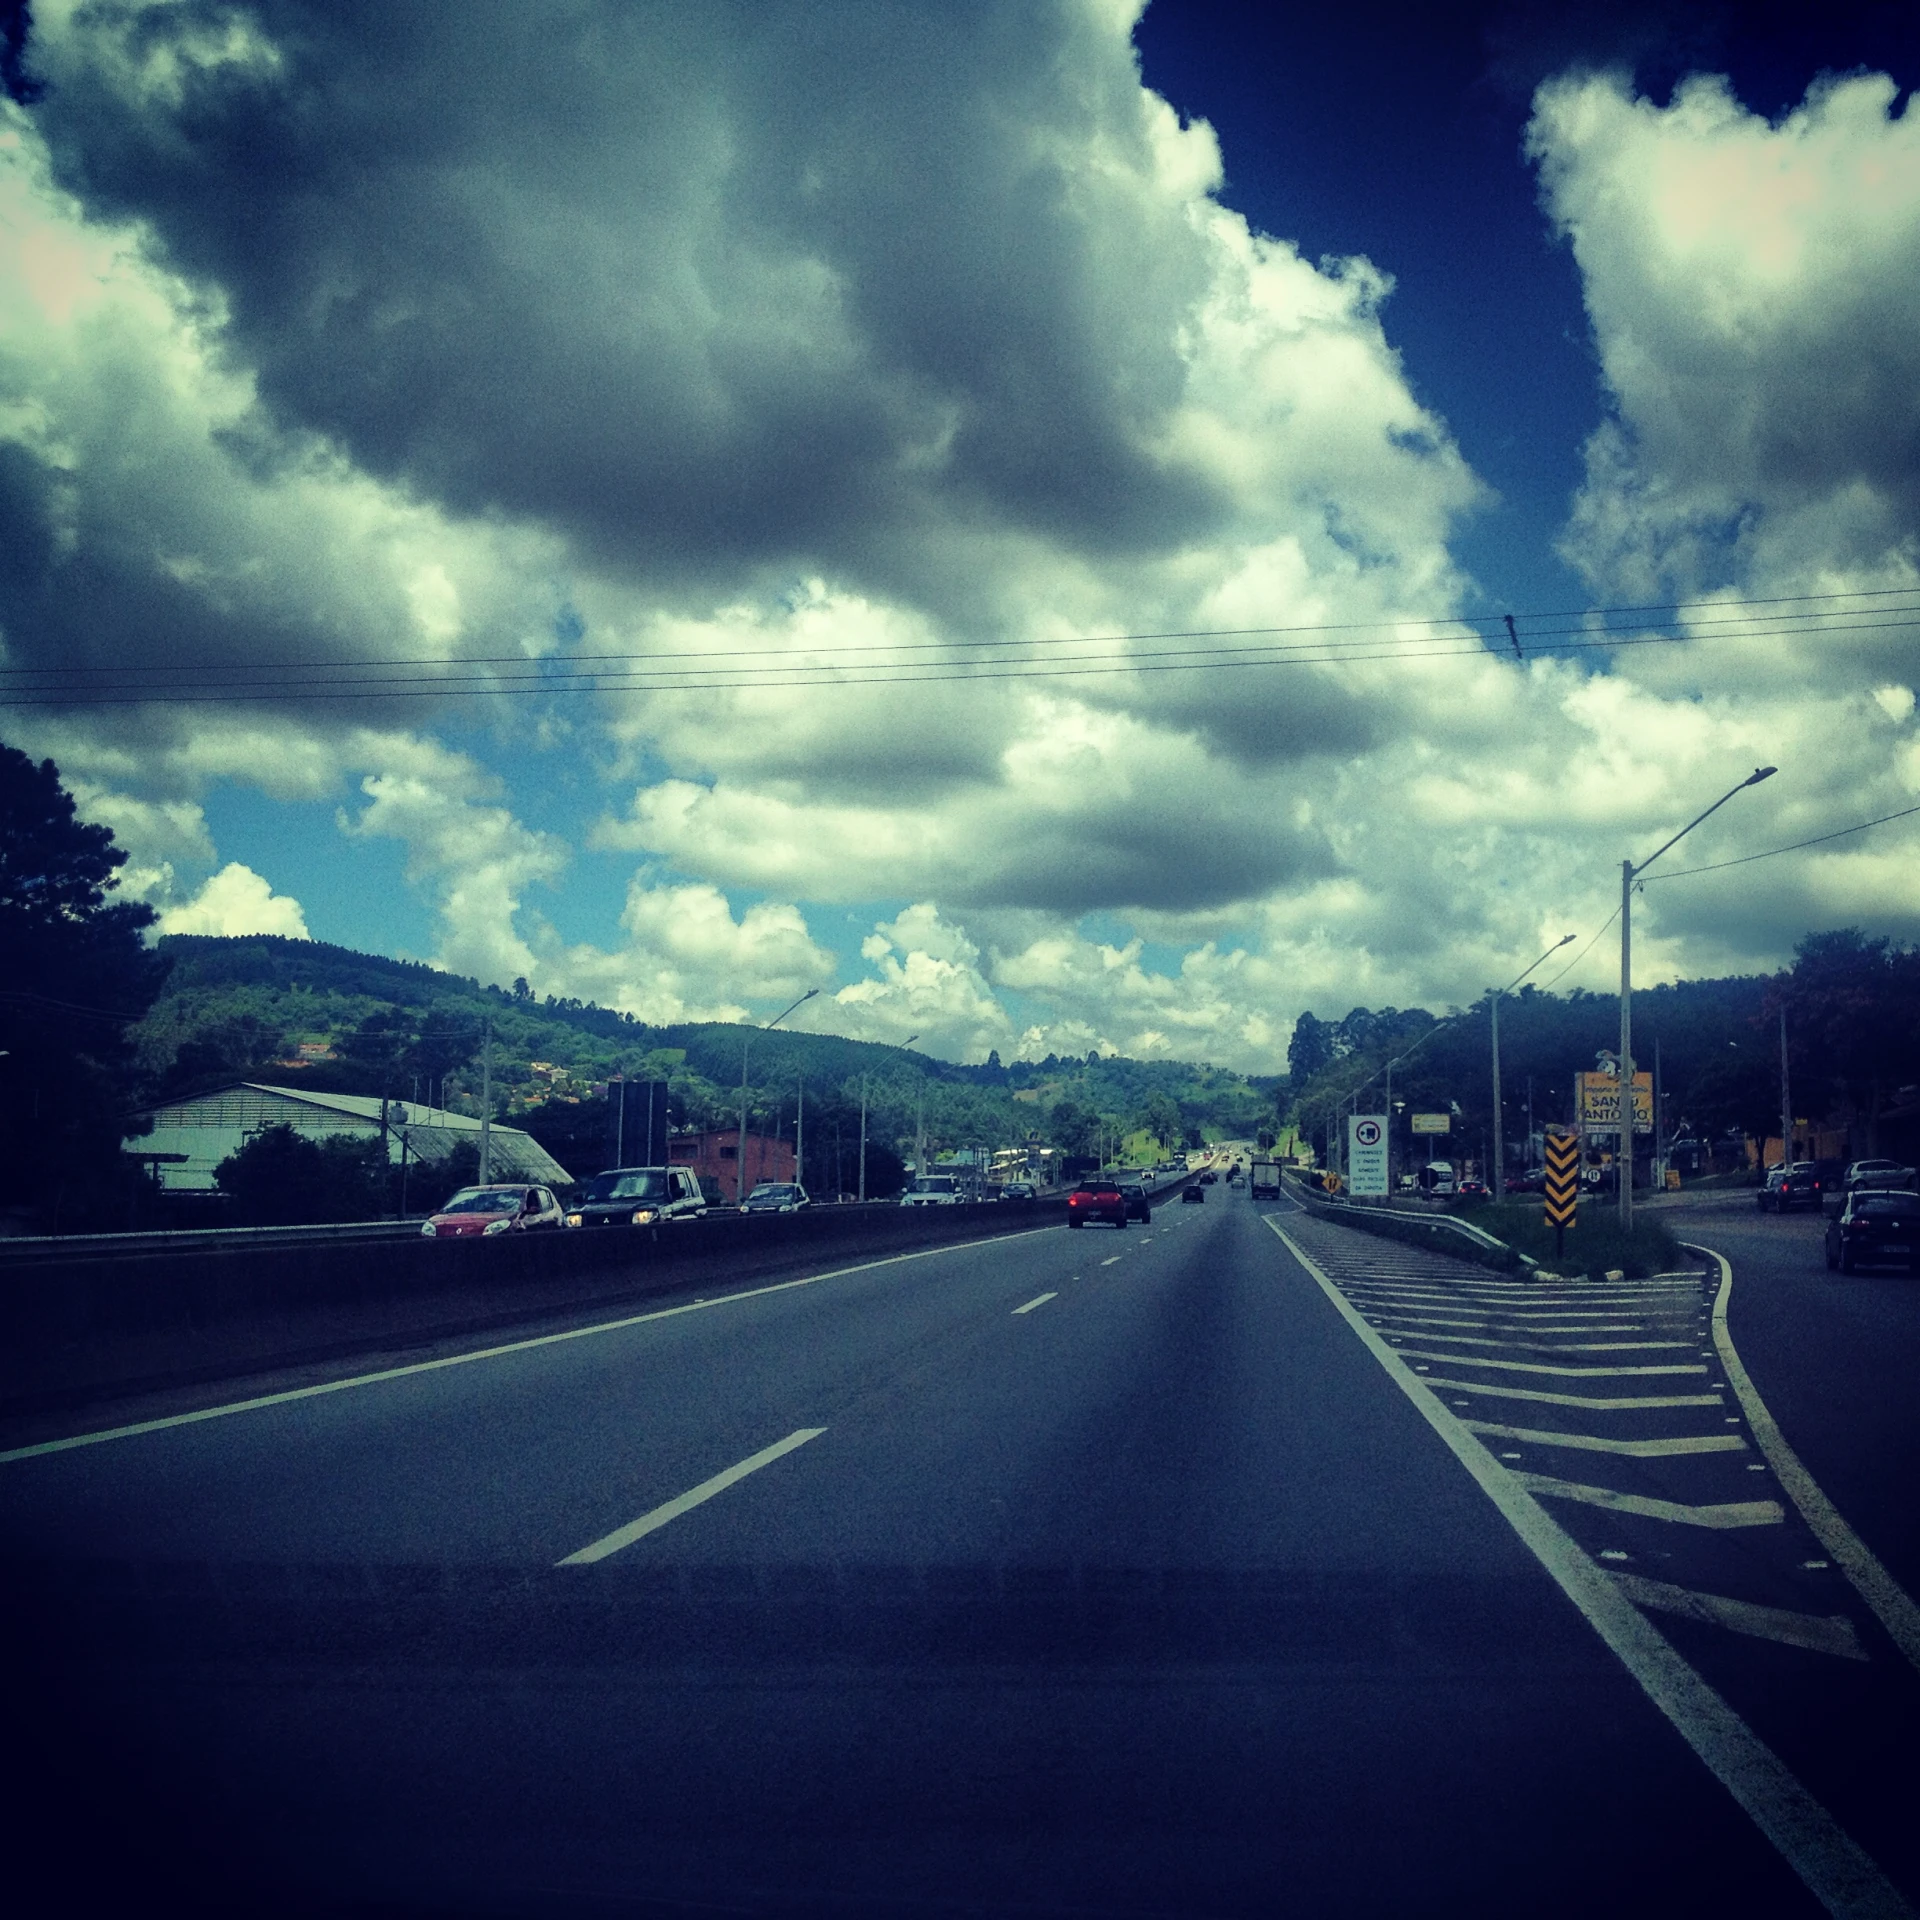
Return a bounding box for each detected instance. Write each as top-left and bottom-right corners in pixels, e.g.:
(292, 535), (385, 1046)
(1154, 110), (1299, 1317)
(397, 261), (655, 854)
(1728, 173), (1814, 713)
(1393, 1349), (1707, 1378)
(1265, 1215), (1911, 1920)
(1012, 1292), (1057, 1315)
(1608, 1572), (1867, 1662)
(0, 1228), (1066, 1464)
(557, 1427), (826, 1566)
(1692, 1240), (1920, 1680)
(1512, 1472), (1784, 1528)
(1419, 1377), (1723, 1410)
(1099, 1256), (1122, 1267)
(1462, 1419), (1747, 1458)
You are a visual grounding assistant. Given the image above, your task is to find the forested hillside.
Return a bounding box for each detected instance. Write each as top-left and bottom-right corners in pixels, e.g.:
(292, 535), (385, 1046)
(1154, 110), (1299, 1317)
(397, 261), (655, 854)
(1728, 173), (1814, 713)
(1284, 929), (1920, 1168)
(134, 936), (1276, 1179)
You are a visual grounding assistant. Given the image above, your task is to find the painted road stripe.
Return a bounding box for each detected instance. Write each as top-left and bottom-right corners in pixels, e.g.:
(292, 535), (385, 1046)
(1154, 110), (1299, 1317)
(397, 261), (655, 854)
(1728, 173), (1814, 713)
(1462, 1420), (1747, 1458)
(557, 1428), (827, 1566)
(1512, 1472), (1783, 1528)
(1419, 1377), (1722, 1409)
(1100, 1256), (1122, 1267)
(1266, 1215), (1911, 1920)
(1609, 1572), (1867, 1662)
(1393, 1349), (1706, 1378)
(1364, 1311), (1648, 1332)
(0, 1227), (1062, 1465)
(1388, 1332), (1691, 1352)
(1692, 1240), (1920, 1680)
(1012, 1292), (1057, 1315)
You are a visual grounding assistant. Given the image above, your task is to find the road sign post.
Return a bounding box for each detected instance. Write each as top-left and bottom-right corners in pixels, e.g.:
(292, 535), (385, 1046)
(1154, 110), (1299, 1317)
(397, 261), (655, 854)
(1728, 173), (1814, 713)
(1347, 1115), (1389, 1198)
(1544, 1125), (1578, 1261)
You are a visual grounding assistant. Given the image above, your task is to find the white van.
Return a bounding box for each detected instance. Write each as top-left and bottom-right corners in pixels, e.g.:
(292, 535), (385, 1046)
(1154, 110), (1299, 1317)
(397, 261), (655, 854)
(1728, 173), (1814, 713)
(1416, 1161), (1456, 1197)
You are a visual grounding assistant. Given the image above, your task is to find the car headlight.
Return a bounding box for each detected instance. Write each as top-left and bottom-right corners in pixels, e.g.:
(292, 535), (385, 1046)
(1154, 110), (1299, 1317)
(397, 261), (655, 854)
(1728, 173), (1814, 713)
(632, 1207), (658, 1225)
(420, 1220), (438, 1237)
(565, 1213), (583, 1227)
(483, 1217), (512, 1235)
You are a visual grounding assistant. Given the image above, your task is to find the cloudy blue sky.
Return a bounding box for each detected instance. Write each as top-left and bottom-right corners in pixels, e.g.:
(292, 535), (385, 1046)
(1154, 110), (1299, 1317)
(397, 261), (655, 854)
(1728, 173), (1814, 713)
(2, 0), (1917, 1066)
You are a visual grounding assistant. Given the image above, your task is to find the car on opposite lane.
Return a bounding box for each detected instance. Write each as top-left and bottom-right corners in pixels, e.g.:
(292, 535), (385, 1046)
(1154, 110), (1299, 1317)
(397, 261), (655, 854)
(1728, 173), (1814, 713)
(900, 1175), (964, 1207)
(742, 1182), (811, 1213)
(1825, 1190), (1920, 1273)
(422, 1184), (564, 1238)
(566, 1165), (707, 1228)
(1067, 1180), (1127, 1229)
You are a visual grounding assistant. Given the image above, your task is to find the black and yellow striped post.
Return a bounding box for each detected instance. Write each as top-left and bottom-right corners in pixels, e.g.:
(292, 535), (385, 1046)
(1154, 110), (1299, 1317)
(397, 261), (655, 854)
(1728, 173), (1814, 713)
(1544, 1125), (1579, 1260)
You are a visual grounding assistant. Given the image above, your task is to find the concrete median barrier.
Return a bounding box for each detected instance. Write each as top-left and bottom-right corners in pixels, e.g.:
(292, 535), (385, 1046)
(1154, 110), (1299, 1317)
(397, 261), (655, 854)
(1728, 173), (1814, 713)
(0, 1198), (1067, 1421)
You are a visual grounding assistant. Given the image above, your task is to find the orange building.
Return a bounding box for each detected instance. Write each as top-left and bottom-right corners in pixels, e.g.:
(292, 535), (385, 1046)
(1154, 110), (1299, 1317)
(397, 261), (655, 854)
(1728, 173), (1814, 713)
(670, 1128), (795, 1204)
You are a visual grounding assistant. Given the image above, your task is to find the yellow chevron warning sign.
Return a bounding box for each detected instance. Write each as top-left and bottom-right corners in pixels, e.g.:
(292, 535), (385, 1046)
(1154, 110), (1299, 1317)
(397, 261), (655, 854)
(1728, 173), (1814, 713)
(1544, 1126), (1579, 1229)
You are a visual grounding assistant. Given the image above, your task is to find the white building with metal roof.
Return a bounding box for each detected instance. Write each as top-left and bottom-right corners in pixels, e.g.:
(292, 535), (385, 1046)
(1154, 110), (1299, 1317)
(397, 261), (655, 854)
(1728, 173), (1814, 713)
(128, 1083), (572, 1192)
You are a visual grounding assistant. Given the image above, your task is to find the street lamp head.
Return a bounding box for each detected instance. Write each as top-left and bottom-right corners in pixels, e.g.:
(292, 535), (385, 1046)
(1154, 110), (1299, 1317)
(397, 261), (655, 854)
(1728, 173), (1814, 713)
(1556, 932), (1576, 947)
(1745, 766), (1777, 786)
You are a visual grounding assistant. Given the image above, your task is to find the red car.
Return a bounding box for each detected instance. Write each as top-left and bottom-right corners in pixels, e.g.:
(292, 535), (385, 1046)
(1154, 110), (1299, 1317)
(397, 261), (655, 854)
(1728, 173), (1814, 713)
(421, 1184), (564, 1238)
(1067, 1180), (1128, 1229)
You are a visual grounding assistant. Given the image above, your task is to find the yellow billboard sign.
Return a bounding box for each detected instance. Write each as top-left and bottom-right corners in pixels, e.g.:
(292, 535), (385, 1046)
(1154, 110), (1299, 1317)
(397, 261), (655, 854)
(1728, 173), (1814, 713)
(1410, 1113), (1450, 1135)
(1577, 1071), (1653, 1133)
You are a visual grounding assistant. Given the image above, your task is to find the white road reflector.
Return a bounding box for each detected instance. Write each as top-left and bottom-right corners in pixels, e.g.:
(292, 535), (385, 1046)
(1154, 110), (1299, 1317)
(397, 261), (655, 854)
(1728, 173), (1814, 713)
(558, 1427), (827, 1566)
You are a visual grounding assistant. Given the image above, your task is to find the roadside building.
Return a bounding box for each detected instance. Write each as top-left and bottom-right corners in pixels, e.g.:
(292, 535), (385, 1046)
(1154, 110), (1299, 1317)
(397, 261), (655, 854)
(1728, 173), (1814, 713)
(128, 1083), (572, 1192)
(668, 1127), (794, 1204)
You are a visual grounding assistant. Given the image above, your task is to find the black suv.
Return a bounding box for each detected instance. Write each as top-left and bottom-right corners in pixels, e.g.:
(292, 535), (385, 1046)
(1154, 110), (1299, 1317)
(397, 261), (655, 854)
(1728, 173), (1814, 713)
(1115, 1179), (1152, 1223)
(566, 1165), (708, 1227)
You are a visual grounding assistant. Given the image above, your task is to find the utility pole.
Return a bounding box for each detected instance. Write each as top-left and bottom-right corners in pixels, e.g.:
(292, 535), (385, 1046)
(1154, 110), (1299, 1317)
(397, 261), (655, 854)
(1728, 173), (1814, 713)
(1779, 1006), (1792, 1173)
(796, 1074), (805, 1192)
(858, 1079), (868, 1202)
(479, 1020), (493, 1185)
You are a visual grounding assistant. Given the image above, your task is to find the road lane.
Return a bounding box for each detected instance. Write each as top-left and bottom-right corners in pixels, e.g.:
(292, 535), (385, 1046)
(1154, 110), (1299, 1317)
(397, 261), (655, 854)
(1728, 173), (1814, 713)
(1, 1187), (1825, 1916)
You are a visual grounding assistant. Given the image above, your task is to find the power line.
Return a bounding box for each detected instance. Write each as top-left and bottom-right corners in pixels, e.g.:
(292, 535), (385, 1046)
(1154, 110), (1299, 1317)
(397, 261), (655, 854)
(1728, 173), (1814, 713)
(3, 586), (1915, 707)
(1640, 801), (1920, 880)
(5, 611), (1918, 709)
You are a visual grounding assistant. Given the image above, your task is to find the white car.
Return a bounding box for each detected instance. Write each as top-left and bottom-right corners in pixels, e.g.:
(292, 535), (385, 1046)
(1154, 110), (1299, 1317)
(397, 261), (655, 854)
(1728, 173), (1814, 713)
(900, 1175), (962, 1207)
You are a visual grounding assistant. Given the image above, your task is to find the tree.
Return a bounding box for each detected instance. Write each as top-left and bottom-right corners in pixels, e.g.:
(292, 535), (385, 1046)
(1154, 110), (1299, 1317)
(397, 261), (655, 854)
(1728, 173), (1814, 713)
(213, 1124), (388, 1225)
(0, 744), (172, 1228)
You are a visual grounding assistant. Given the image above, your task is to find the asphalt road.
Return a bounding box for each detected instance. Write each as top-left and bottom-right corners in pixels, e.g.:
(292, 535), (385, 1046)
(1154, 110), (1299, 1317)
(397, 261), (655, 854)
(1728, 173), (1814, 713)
(1670, 1192), (1920, 1609)
(2, 1185), (1901, 1917)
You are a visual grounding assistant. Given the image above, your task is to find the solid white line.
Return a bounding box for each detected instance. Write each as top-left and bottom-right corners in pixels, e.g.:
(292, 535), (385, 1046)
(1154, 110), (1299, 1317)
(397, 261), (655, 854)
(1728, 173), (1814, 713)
(1266, 1216), (1910, 1920)
(1511, 1472), (1783, 1528)
(1420, 1377), (1723, 1410)
(557, 1427), (826, 1566)
(1691, 1240), (1920, 1679)
(1462, 1420), (1747, 1458)
(1393, 1349), (1706, 1378)
(1609, 1572), (1868, 1662)
(0, 1225), (1062, 1465)
(1012, 1292), (1057, 1315)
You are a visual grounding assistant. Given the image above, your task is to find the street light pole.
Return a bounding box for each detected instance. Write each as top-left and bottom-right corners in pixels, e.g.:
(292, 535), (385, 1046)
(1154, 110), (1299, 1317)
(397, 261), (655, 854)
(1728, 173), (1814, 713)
(1491, 933), (1576, 1203)
(1618, 766), (1776, 1228)
(738, 988), (819, 1206)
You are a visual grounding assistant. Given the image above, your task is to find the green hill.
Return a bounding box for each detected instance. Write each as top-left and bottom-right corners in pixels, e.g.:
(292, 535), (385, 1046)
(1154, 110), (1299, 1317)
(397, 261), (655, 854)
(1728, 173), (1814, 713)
(134, 935), (1278, 1177)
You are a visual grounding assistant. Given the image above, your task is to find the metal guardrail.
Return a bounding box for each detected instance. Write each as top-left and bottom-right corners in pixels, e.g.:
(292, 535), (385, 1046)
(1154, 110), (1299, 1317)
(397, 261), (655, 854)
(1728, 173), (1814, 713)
(0, 1218), (420, 1262)
(1281, 1172), (1536, 1269)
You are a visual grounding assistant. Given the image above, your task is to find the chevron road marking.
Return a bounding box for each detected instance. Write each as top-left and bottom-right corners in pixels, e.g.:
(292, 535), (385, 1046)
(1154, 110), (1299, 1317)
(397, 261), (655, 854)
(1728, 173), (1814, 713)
(1461, 1420), (1747, 1458)
(1511, 1472), (1784, 1528)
